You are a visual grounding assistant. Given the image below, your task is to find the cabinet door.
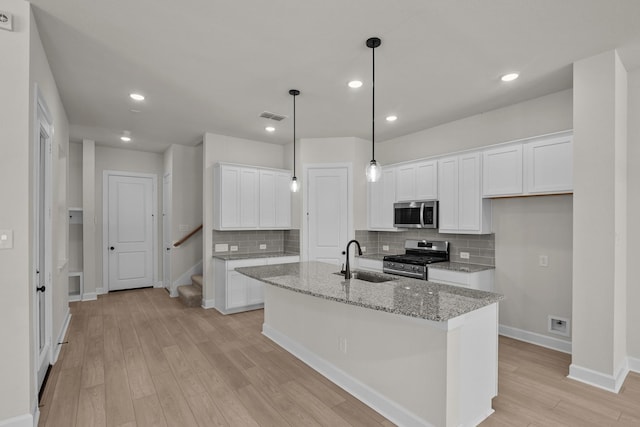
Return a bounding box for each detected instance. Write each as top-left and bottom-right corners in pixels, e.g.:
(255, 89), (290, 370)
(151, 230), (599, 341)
(368, 167), (396, 230)
(525, 135), (573, 194)
(482, 144), (523, 197)
(240, 168), (259, 227)
(219, 166), (240, 228)
(274, 172), (292, 227)
(259, 170), (276, 227)
(438, 156), (458, 231)
(395, 164), (416, 202)
(415, 160), (438, 200)
(226, 270), (247, 309)
(458, 152), (482, 232)
(246, 277), (264, 305)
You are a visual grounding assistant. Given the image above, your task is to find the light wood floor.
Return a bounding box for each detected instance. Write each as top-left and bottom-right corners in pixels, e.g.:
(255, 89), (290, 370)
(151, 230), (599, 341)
(39, 288), (640, 427)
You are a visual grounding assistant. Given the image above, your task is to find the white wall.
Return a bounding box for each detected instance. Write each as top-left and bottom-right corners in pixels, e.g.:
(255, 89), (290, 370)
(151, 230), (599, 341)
(0, 1), (70, 423)
(203, 133), (286, 305)
(626, 69), (640, 361)
(377, 90), (574, 345)
(68, 142), (83, 207)
(93, 146), (164, 293)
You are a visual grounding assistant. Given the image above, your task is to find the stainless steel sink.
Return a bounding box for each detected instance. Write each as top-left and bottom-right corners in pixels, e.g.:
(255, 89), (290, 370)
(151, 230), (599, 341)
(333, 270), (397, 283)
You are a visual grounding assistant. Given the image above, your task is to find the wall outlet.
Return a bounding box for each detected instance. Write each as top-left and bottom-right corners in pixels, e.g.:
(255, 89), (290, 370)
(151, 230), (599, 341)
(460, 251), (470, 259)
(539, 255), (549, 267)
(338, 337), (348, 354)
(548, 315), (570, 337)
(230, 245), (238, 252)
(361, 246), (366, 253)
(259, 244), (267, 250)
(214, 243), (228, 252)
(382, 245), (389, 251)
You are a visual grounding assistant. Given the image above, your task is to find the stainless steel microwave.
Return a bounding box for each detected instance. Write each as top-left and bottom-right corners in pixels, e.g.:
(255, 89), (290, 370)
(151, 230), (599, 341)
(393, 201), (438, 229)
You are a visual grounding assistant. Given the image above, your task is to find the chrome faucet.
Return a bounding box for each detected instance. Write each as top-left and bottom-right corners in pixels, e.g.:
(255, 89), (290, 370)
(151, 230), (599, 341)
(341, 239), (363, 280)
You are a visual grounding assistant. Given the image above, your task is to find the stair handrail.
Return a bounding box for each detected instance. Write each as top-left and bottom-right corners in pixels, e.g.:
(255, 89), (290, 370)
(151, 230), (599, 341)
(173, 224), (203, 248)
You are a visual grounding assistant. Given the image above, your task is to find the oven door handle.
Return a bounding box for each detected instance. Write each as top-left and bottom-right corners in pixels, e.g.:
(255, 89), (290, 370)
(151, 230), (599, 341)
(419, 202), (425, 228)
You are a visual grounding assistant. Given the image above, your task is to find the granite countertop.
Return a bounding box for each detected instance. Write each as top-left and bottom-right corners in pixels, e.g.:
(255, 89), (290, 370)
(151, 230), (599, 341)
(213, 251), (300, 261)
(236, 261), (503, 322)
(428, 262), (495, 273)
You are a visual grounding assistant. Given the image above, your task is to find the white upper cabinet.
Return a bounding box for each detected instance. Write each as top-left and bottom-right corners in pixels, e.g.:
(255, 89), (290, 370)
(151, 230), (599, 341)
(481, 131), (573, 198)
(259, 170), (292, 228)
(524, 133), (573, 194)
(214, 163), (291, 230)
(395, 160), (438, 201)
(438, 152), (491, 234)
(482, 144), (523, 197)
(368, 167), (398, 231)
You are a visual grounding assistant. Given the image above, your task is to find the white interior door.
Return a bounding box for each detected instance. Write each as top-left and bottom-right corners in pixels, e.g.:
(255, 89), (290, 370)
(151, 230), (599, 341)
(107, 174), (155, 291)
(306, 166), (349, 266)
(35, 119), (52, 393)
(163, 174), (172, 291)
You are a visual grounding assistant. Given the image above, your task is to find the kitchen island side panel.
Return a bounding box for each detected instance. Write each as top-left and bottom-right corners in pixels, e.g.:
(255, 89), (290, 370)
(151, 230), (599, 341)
(263, 284), (497, 427)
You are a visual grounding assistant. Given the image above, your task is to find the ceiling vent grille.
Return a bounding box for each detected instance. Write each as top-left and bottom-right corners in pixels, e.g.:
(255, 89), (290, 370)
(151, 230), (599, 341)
(260, 111), (287, 121)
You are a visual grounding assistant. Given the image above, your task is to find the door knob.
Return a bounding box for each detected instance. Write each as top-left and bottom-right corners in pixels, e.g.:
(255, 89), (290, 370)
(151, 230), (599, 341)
(110, 246), (115, 251)
(37, 286), (46, 292)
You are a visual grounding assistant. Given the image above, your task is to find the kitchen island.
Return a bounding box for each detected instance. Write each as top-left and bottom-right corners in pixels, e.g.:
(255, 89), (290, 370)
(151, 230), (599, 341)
(237, 261), (503, 427)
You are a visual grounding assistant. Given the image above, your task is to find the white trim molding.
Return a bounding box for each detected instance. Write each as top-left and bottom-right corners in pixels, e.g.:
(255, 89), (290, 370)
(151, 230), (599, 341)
(52, 310), (71, 363)
(0, 413), (33, 427)
(263, 324), (434, 427)
(628, 356), (640, 374)
(81, 292), (97, 301)
(96, 287), (106, 295)
(568, 360), (629, 393)
(201, 298), (215, 309)
(499, 324), (572, 354)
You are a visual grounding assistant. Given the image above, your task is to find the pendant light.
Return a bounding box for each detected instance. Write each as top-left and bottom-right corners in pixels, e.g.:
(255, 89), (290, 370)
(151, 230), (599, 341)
(365, 37), (382, 183)
(289, 89), (300, 192)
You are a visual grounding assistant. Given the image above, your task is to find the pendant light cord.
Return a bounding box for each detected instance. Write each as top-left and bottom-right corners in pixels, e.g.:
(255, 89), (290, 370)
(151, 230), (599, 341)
(293, 93), (296, 176)
(372, 44), (375, 161)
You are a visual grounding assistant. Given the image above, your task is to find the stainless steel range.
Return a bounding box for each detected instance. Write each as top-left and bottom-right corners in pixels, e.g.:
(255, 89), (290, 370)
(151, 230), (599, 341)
(382, 240), (449, 280)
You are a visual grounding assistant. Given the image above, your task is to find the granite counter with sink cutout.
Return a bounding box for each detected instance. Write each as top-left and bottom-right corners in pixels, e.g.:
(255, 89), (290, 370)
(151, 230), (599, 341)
(236, 260), (502, 322)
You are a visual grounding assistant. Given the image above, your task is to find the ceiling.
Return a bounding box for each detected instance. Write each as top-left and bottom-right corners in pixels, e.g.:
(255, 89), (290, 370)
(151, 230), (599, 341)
(29, 0), (640, 153)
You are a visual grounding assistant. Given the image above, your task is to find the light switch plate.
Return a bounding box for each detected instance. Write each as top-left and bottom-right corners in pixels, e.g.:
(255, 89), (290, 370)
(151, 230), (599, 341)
(460, 251), (470, 259)
(214, 243), (228, 252)
(259, 244), (267, 250)
(0, 229), (14, 249)
(230, 245), (238, 252)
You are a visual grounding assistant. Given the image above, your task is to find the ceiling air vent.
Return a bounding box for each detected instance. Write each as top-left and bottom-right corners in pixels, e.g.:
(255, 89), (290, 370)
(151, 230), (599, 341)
(260, 111), (287, 121)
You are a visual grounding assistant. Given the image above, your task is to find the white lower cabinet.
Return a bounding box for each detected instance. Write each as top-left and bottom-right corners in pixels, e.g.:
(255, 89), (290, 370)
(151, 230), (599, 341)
(214, 255), (299, 314)
(428, 267), (494, 292)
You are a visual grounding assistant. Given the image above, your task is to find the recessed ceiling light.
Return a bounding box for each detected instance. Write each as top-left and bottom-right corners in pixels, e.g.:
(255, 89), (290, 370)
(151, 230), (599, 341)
(120, 136), (131, 142)
(386, 115), (398, 122)
(265, 126), (275, 132)
(348, 80), (363, 88)
(129, 93), (145, 101)
(501, 73), (519, 82)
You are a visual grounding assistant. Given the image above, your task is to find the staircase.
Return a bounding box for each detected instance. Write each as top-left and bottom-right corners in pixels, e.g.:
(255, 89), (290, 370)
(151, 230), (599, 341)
(177, 275), (203, 308)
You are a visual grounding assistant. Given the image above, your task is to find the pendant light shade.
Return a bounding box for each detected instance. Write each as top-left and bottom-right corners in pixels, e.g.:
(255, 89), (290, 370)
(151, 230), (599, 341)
(365, 37), (382, 183)
(289, 89), (300, 192)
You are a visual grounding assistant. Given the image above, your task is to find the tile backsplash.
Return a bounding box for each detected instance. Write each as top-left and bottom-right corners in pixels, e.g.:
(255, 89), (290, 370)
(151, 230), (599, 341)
(212, 229), (300, 255)
(355, 229), (495, 266)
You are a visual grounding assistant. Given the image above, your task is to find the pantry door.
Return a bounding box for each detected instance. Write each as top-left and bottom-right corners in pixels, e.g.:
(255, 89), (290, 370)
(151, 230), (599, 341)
(304, 164), (352, 266)
(105, 172), (157, 291)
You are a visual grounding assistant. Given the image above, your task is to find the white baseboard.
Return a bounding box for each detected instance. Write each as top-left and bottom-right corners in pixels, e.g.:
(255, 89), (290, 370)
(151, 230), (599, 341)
(52, 310), (71, 363)
(0, 413), (33, 427)
(568, 360), (629, 393)
(263, 324), (433, 427)
(499, 324), (572, 354)
(628, 356), (640, 373)
(153, 281), (163, 288)
(201, 298), (215, 309)
(81, 292), (97, 301)
(173, 260), (203, 295)
(96, 287), (106, 295)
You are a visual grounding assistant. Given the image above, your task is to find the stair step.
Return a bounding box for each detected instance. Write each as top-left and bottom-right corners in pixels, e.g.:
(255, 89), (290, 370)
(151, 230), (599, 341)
(191, 274), (203, 291)
(177, 284), (201, 308)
